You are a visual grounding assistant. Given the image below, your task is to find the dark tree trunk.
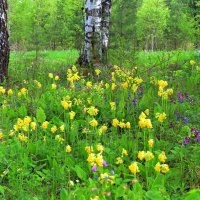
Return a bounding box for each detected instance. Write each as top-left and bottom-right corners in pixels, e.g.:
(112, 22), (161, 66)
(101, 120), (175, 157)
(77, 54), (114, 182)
(0, 0), (9, 82)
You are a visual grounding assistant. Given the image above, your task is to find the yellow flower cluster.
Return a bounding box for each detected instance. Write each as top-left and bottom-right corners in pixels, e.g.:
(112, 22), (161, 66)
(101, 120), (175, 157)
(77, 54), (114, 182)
(34, 80), (42, 88)
(66, 67), (80, 88)
(55, 135), (64, 144)
(98, 125), (108, 136)
(66, 145), (72, 153)
(148, 139), (154, 148)
(89, 119), (98, 127)
(69, 111), (76, 120)
(138, 112), (153, 129)
(0, 86), (6, 94)
(155, 112), (167, 123)
(156, 80), (173, 99)
(112, 118), (131, 129)
(138, 151), (154, 161)
(129, 162), (140, 174)
(154, 162), (169, 173)
(158, 151), (167, 163)
(61, 97), (72, 110)
(99, 172), (115, 185)
(86, 106), (99, 116)
(18, 88), (28, 96)
(13, 116), (36, 133)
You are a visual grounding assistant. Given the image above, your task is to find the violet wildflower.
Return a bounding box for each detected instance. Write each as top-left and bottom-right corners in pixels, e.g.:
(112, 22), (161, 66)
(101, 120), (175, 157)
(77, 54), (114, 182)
(177, 92), (183, 103)
(103, 160), (108, 167)
(183, 116), (189, 124)
(196, 135), (200, 142)
(92, 165), (98, 172)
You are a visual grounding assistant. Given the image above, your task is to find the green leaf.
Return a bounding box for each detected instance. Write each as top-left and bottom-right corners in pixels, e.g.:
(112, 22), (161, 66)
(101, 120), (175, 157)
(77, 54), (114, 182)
(18, 106), (27, 117)
(36, 107), (46, 123)
(60, 188), (69, 200)
(73, 165), (87, 181)
(184, 189), (200, 200)
(145, 190), (163, 200)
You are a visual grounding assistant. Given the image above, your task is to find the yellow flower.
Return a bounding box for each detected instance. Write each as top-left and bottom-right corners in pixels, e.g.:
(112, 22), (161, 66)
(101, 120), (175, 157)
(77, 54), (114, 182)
(105, 83), (110, 89)
(55, 135), (64, 144)
(158, 151), (167, 163)
(85, 146), (94, 154)
(96, 144), (104, 153)
(190, 60), (195, 65)
(87, 98), (92, 104)
(139, 112), (146, 120)
(144, 151), (154, 161)
(87, 153), (96, 163)
(139, 118), (153, 129)
(95, 153), (104, 166)
(55, 75), (60, 81)
(95, 69), (101, 75)
(51, 125), (57, 134)
(86, 81), (92, 88)
(154, 162), (161, 172)
(110, 102), (116, 111)
(155, 112), (167, 123)
(134, 77), (143, 85)
(30, 122), (37, 130)
(158, 80), (168, 88)
(69, 111), (76, 120)
(18, 133), (28, 143)
(154, 162), (169, 173)
(0, 86), (6, 94)
(116, 157), (123, 164)
(60, 125), (65, 132)
(129, 162), (140, 174)
(61, 100), (71, 110)
(87, 106), (99, 116)
(144, 109), (149, 116)
(111, 83), (116, 90)
(21, 88), (28, 95)
(49, 73), (54, 78)
(148, 139), (154, 148)
(42, 121), (49, 129)
(122, 148), (128, 156)
(66, 145), (72, 153)
(0, 131), (4, 140)
(89, 119), (98, 127)
(118, 122), (126, 128)
(121, 81), (129, 89)
(160, 164), (170, 173)
(90, 196), (99, 200)
(138, 151), (145, 161)
(166, 88), (173, 96)
(51, 84), (57, 90)
(132, 84), (138, 92)
(7, 89), (13, 95)
(24, 116), (32, 125)
(125, 122), (131, 128)
(112, 118), (119, 127)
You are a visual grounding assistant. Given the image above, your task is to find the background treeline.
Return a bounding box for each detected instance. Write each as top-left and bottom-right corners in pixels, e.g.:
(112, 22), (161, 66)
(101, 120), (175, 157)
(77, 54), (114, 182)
(8, 0), (200, 52)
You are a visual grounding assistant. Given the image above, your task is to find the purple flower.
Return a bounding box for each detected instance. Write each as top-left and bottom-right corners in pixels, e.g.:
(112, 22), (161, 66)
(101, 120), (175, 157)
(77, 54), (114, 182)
(92, 165), (98, 172)
(197, 135), (200, 142)
(169, 123), (174, 129)
(103, 160), (108, 167)
(177, 92), (183, 103)
(183, 116), (189, 124)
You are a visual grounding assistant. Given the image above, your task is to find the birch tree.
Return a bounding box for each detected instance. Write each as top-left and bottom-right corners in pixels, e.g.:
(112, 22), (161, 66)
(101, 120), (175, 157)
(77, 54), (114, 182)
(0, 0), (9, 82)
(79, 0), (112, 66)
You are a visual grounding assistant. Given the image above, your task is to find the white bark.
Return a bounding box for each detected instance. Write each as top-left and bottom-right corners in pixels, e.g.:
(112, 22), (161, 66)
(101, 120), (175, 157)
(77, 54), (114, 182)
(80, 0), (112, 66)
(83, 0), (102, 64)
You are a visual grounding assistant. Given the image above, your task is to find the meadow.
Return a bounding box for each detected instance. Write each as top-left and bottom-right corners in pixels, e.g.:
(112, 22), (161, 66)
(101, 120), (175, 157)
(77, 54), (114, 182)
(0, 50), (200, 199)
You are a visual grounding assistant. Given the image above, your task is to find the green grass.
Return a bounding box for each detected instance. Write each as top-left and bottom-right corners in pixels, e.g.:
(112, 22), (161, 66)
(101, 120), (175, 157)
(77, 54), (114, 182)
(1, 49), (199, 199)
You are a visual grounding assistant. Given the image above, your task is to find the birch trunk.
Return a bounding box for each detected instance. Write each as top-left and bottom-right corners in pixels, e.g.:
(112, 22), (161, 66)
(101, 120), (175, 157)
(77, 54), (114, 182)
(81, 0), (102, 66)
(0, 0), (9, 82)
(79, 0), (112, 66)
(102, 0), (112, 63)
